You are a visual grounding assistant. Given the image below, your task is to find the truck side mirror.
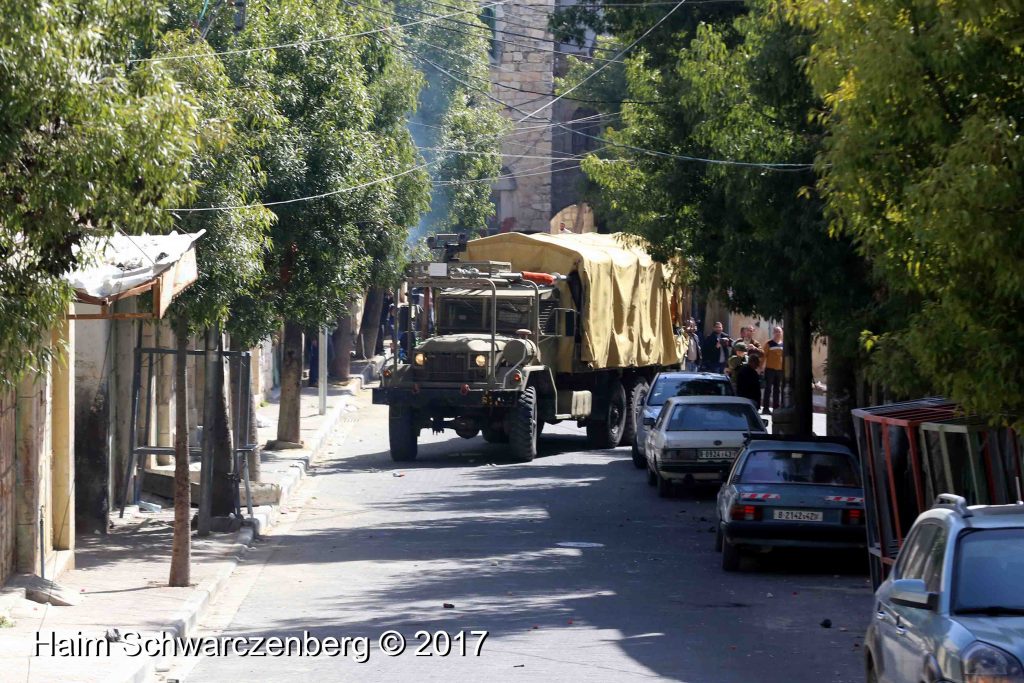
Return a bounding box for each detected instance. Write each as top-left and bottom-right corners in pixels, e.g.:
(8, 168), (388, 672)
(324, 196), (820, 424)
(642, 416), (656, 427)
(554, 309), (577, 337)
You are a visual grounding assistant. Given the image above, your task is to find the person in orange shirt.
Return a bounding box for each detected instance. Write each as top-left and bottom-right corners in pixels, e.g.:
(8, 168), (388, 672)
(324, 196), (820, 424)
(762, 326), (784, 414)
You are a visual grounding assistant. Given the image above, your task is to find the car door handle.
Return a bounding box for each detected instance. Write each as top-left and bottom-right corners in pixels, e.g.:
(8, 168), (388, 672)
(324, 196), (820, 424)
(895, 625), (907, 636)
(876, 611), (886, 621)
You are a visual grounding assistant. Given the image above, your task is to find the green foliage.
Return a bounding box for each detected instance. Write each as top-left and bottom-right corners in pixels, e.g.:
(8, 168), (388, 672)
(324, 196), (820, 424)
(573, 1), (871, 335)
(397, 0), (505, 236)
(154, 25), (277, 337)
(791, 0), (1024, 424)
(194, 0), (432, 336)
(0, 1), (199, 387)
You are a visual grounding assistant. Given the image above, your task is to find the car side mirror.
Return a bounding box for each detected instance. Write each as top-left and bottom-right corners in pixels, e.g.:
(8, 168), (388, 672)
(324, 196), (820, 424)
(642, 416), (656, 427)
(554, 309), (577, 337)
(890, 579), (936, 610)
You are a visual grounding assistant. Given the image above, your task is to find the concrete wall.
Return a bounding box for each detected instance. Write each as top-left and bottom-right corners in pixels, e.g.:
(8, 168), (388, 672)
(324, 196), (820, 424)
(73, 304), (113, 533)
(0, 391), (15, 584)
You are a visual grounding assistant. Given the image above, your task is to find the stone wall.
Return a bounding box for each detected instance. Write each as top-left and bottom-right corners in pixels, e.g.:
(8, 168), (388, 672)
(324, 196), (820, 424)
(489, 0), (555, 233)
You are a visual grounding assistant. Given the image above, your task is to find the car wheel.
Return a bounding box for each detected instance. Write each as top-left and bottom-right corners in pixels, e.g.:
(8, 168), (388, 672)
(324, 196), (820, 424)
(646, 465), (656, 487)
(721, 537), (741, 572)
(388, 405), (419, 462)
(631, 441), (646, 469)
(715, 526), (723, 552)
(656, 471), (672, 498)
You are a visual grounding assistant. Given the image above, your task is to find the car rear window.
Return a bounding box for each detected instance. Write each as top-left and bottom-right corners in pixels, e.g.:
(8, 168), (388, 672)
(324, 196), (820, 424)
(648, 377), (732, 406)
(738, 450), (860, 486)
(666, 404), (762, 432)
(953, 529), (1024, 614)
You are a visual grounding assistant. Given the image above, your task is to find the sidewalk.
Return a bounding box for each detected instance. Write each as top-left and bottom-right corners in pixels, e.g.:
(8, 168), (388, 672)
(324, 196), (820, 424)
(0, 381), (366, 683)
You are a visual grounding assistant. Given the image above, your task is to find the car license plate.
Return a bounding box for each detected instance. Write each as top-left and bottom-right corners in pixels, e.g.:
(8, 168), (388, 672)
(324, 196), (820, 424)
(773, 509), (823, 522)
(698, 449), (734, 460)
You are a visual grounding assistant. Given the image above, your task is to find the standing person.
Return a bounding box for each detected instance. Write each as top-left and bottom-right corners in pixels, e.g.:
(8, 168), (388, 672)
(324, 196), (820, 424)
(735, 354), (762, 410)
(701, 322), (731, 373)
(762, 325), (784, 414)
(683, 318), (702, 371)
(738, 325), (763, 357)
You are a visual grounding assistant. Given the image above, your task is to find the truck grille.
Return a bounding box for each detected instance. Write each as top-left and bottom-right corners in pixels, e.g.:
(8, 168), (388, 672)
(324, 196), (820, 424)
(421, 353), (468, 381)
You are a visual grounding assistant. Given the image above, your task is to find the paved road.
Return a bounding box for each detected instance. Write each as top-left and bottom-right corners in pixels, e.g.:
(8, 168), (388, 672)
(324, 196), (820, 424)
(183, 401), (872, 683)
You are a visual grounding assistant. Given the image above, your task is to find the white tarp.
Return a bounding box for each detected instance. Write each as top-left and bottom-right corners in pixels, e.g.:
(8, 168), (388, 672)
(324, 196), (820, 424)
(67, 231), (204, 300)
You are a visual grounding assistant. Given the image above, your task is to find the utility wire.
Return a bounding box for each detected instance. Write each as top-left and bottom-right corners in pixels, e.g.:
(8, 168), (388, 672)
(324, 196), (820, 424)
(516, 0), (685, 123)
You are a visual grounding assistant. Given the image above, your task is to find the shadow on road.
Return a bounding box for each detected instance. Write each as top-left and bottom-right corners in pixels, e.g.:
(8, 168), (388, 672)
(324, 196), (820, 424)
(235, 439), (871, 683)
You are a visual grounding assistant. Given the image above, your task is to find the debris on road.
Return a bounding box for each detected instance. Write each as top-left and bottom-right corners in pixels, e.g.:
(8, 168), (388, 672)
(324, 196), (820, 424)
(820, 619), (833, 629)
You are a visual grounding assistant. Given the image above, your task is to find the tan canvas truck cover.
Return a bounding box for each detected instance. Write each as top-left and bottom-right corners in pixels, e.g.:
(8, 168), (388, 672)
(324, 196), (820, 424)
(464, 232), (680, 372)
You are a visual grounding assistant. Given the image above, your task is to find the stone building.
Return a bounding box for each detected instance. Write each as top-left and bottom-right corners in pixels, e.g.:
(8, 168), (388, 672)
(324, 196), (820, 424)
(484, 0), (599, 234)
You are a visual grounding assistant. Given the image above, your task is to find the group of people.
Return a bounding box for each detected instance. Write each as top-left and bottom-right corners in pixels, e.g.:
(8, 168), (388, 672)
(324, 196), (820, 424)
(680, 320), (784, 414)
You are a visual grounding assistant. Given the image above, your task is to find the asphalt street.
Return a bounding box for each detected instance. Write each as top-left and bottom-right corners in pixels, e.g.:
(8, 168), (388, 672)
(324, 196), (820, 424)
(181, 401), (873, 683)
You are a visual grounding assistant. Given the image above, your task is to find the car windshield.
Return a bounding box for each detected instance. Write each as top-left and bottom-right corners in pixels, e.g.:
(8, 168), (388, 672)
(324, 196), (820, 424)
(648, 377), (731, 406)
(666, 403), (762, 432)
(738, 450), (861, 486)
(953, 528), (1024, 615)
(438, 297), (533, 334)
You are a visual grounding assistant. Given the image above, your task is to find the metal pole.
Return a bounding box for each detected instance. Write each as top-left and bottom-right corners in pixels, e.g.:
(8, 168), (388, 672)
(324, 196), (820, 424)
(38, 505), (45, 581)
(318, 327), (328, 415)
(119, 325), (143, 517)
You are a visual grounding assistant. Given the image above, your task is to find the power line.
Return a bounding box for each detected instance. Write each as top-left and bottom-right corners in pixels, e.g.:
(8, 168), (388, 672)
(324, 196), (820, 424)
(516, 0), (685, 124)
(165, 160), (437, 212)
(127, 0), (513, 64)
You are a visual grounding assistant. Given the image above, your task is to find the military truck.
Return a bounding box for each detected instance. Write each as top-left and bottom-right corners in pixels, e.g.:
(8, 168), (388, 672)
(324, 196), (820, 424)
(373, 231), (684, 462)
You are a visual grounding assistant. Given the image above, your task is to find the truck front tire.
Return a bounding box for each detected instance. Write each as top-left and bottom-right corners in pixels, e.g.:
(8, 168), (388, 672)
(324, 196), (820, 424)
(509, 387), (538, 462)
(482, 425), (509, 443)
(586, 380), (627, 449)
(389, 405), (419, 462)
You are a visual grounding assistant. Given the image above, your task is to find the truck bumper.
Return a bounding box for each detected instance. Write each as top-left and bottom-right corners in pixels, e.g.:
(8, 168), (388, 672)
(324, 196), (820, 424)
(372, 387), (521, 410)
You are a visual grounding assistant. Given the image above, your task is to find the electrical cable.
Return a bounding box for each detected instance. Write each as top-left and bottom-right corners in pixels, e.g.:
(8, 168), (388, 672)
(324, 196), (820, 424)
(516, 0), (685, 123)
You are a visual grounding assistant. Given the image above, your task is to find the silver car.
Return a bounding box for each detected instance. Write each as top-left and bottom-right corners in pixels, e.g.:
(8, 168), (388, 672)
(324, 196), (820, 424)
(631, 371), (733, 468)
(866, 494), (1024, 683)
(643, 395), (766, 497)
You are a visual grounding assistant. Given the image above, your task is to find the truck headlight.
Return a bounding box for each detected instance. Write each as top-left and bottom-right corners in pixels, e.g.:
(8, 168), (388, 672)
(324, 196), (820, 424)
(474, 354), (487, 368)
(964, 642), (1024, 683)
(414, 352), (426, 366)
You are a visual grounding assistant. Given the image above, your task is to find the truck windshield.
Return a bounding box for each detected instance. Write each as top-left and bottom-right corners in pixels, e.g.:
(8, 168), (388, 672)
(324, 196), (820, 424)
(437, 297), (533, 334)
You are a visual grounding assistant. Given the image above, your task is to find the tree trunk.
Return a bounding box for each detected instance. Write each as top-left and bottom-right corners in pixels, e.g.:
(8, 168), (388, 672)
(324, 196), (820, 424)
(329, 314), (348, 380)
(198, 327), (216, 536)
(358, 287), (385, 360)
(826, 336), (858, 440)
(792, 306), (814, 435)
(276, 320), (303, 445)
(334, 312), (354, 382)
(210, 330), (234, 518)
(169, 321), (191, 587)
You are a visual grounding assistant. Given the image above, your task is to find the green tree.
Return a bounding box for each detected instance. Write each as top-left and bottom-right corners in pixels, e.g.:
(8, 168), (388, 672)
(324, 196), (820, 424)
(555, 0), (873, 433)
(791, 0), (1024, 427)
(0, 1), (199, 388)
(208, 0), (431, 443)
(396, 0), (505, 236)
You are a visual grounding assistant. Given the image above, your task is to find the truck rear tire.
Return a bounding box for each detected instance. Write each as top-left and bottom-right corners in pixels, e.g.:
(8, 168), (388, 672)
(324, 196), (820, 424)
(586, 380), (627, 449)
(389, 405), (418, 462)
(509, 387), (538, 462)
(623, 378), (648, 447)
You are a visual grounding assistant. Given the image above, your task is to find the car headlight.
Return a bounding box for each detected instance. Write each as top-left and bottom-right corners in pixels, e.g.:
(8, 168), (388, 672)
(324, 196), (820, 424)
(964, 641), (1024, 683)
(474, 354), (487, 368)
(414, 352), (426, 366)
